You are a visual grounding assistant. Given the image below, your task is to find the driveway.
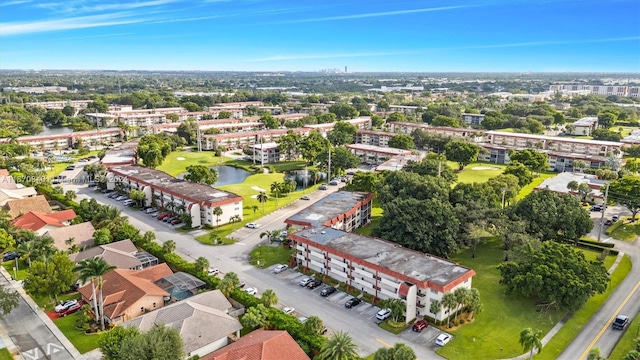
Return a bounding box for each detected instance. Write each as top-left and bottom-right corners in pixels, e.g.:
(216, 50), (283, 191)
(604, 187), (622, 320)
(72, 183), (444, 359)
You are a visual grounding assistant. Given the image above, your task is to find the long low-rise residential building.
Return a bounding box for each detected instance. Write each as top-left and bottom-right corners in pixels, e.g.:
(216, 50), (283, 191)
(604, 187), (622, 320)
(355, 129), (394, 147)
(25, 100), (93, 110)
(570, 117), (599, 136)
(388, 122), (484, 141)
(101, 139), (139, 167)
(203, 128), (311, 151)
(485, 131), (623, 157)
(285, 191), (374, 233)
(346, 144), (412, 165)
(0, 128), (123, 150)
(107, 165), (243, 228)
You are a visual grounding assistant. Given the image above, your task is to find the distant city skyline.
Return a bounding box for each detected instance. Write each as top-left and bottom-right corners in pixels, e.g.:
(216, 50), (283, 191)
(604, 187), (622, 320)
(1, 0), (639, 72)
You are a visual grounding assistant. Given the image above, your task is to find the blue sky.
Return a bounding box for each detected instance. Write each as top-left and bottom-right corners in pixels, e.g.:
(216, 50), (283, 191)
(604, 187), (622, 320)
(1, 0), (639, 72)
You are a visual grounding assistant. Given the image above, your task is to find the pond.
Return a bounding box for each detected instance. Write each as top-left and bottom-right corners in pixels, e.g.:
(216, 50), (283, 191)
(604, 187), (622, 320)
(177, 165), (253, 186)
(284, 169), (327, 191)
(38, 126), (74, 136)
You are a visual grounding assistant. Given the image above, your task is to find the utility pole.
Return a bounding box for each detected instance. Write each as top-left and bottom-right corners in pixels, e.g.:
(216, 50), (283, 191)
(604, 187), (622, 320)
(328, 145), (332, 182)
(501, 188), (507, 209)
(597, 184), (610, 242)
(438, 161), (442, 177)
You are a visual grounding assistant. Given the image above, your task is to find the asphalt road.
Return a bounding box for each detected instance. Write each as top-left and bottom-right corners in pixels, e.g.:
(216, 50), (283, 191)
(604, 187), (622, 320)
(559, 206), (640, 359)
(73, 182), (445, 359)
(0, 274), (73, 360)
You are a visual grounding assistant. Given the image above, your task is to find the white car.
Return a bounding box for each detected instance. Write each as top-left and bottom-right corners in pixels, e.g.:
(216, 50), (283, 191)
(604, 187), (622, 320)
(298, 316), (308, 324)
(297, 277), (312, 286)
(376, 308), (392, 321)
(207, 267), (220, 276)
(435, 333), (452, 346)
(282, 307), (295, 315)
(55, 299), (79, 313)
(273, 264), (289, 274)
(244, 287), (258, 295)
(246, 222), (259, 229)
(115, 195), (128, 201)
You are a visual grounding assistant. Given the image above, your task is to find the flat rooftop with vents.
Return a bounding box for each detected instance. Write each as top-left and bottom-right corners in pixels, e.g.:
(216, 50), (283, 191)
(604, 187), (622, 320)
(285, 191), (373, 228)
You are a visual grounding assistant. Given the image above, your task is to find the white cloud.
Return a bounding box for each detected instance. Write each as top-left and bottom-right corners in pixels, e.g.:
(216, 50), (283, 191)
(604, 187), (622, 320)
(250, 51), (415, 62)
(447, 36), (640, 50)
(0, 0), (32, 7)
(0, 12), (149, 36)
(280, 5), (474, 24)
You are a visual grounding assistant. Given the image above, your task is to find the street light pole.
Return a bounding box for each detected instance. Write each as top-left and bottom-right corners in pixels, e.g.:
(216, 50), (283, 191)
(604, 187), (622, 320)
(597, 184), (610, 242)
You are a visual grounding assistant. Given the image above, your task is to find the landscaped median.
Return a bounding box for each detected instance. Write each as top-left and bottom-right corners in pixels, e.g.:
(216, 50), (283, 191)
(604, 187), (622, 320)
(605, 217), (640, 241)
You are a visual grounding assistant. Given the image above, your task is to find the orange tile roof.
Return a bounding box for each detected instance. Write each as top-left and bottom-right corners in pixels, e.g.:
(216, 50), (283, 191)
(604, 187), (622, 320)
(201, 329), (310, 360)
(11, 209), (76, 232)
(0, 169), (9, 176)
(78, 263), (172, 319)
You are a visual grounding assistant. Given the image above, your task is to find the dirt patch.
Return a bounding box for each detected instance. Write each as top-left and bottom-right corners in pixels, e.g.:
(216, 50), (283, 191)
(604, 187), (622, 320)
(46, 310), (61, 320)
(251, 186), (266, 192)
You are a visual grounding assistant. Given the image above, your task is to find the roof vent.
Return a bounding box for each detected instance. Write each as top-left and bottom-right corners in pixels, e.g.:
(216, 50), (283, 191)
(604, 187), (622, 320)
(320, 230), (326, 234)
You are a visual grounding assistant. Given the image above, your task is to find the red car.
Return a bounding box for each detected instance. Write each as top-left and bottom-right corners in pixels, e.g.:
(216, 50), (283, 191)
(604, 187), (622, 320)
(412, 319), (428, 332)
(157, 213), (169, 221)
(60, 303), (82, 317)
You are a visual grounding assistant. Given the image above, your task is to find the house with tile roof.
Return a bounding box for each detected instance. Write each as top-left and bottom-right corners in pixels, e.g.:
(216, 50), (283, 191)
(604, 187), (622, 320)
(44, 221), (95, 251)
(201, 329), (310, 360)
(4, 195), (52, 219)
(78, 263), (173, 324)
(69, 239), (158, 270)
(11, 209), (76, 235)
(0, 170), (38, 206)
(122, 290), (243, 358)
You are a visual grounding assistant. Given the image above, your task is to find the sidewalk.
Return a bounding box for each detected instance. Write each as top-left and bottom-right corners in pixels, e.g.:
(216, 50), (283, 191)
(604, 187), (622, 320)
(0, 320), (22, 360)
(0, 266), (82, 359)
(502, 251), (626, 360)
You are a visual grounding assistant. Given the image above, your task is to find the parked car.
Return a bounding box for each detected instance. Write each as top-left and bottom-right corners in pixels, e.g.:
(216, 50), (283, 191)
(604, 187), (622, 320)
(122, 199), (136, 206)
(307, 279), (322, 289)
(2, 251), (19, 262)
(282, 307), (295, 315)
(590, 205), (603, 212)
(100, 189), (113, 194)
(108, 193), (120, 199)
(115, 195), (128, 201)
(345, 298), (362, 308)
(297, 277), (312, 287)
(376, 308), (392, 321)
(65, 166), (75, 171)
(301, 195), (311, 200)
(157, 213), (169, 220)
(163, 217), (174, 223)
(273, 264), (289, 274)
(329, 180), (339, 186)
(613, 315), (630, 330)
(60, 302), (82, 317)
(244, 287), (258, 295)
(320, 287), (337, 297)
(148, 210), (159, 217)
(55, 299), (79, 313)
(298, 316), (308, 324)
(413, 319), (428, 332)
(435, 333), (452, 346)
(319, 185), (328, 190)
(612, 215), (620, 222)
(171, 219), (182, 225)
(604, 219), (613, 226)
(144, 207), (157, 214)
(246, 222), (259, 229)
(207, 267), (220, 276)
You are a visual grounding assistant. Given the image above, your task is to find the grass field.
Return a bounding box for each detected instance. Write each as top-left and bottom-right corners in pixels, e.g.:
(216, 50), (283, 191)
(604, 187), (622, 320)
(0, 348), (12, 360)
(517, 172), (556, 200)
(437, 238), (565, 359)
(606, 218), (640, 241)
(156, 150), (223, 176)
(456, 162), (507, 184)
(608, 311), (640, 360)
(53, 314), (104, 353)
(249, 245), (293, 267)
(535, 255), (632, 360)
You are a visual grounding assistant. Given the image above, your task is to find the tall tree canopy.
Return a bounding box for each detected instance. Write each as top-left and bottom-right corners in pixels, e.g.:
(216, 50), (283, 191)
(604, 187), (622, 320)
(184, 165), (218, 185)
(498, 241), (609, 309)
(444, 140), (482, 170)
(327, 121), (357, 146)
(403, 158), (457, 184)
(608, 175), (640, 220)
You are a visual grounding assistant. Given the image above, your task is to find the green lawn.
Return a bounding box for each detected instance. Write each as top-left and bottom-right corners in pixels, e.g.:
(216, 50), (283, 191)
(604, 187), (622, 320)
(0, 348), (12, 360)
(249, 245), (293, 268)
(45, 150), (102, 177)
(53, 314), (104, 354)
(2, 259), (28, 281)
(517, 172), (556, 200)
(156, 150), (223, 177)
(355, 198), (382, 236)
(195, 171), (321, 244)
(456, 162), (507, 184)
(436, 238), (565, 359)
(606, 218), (640, 241)
(535, 255), (632, 359)
(608, 311), (640, 360)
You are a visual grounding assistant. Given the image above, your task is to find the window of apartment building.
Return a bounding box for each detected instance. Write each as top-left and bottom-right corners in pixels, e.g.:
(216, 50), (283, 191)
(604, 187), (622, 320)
(153, 303), (156, 308)
(430, 288), (438, 294)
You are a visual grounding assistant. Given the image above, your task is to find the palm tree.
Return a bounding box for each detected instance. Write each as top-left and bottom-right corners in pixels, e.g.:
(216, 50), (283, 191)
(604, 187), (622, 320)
(65, 237), (75, 248)
(260, 289), (278, 307)
(162, 240), (176, 254)
(229, 215), (241, 230)
(381, 298), (405, 323)
(317, 331), (359, 360)
(17, 241), (36, 267)
(453, 287), (470, 325)
(270, 181), (280, 207)
(429, 300), (442, 325)
(213, 206), (223, 228)
(466, 288), (483, 320)
(519, 328), (543, 360)
(194, 256), (210, 274)
(64, 190), (77, 201)
(93, 206), (125, 230)
(567, 180), (579, 192)
(260, 230), (278, 245)
(251, 205), (259, 221)
(577, 183), (593, 202)
(257, 192), (268, 214)
(73, 257), (116, 330)
(441, 292), (457, 328)
(219, 272), (239, 297)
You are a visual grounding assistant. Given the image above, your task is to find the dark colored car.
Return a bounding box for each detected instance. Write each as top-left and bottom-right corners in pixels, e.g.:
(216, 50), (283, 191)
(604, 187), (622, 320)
(171, 219), (183, 225)
(320, 287), (337, 297)
(2, 251), (19, 262)
(604, 219), (613, 226)
(307, 279), (322, 289)
(345, 298), (362, 308)
(101, 189), (113, 193)
(413, 319), (428, 332)
(613, 315), (629, 330)
(590, 205), (603, 212)
(319, 185), (328, 190)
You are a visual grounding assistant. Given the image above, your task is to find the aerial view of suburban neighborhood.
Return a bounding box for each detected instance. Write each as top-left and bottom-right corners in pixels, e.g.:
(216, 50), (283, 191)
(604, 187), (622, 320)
(0, 1), (638, 360)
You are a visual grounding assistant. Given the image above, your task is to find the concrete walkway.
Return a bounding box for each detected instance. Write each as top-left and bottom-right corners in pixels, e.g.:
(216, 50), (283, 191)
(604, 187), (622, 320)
(501, 251), (627, 360)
